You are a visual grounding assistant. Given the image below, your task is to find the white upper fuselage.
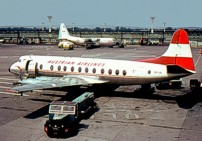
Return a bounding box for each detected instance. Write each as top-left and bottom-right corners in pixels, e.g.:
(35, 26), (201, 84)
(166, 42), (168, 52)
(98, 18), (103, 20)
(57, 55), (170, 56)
(9, 55), (187, 85)
(66, 35), (116, 47)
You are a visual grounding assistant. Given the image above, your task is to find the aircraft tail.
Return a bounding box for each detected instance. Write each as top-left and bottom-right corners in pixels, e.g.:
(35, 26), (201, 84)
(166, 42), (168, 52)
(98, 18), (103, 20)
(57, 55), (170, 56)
(139, 29), (195, 73)
(58, 23), (70, 40)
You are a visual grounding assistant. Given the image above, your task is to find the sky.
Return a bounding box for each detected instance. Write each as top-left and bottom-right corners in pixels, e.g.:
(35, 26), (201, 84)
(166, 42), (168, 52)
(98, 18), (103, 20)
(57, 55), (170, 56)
(0, 0), (201, 28)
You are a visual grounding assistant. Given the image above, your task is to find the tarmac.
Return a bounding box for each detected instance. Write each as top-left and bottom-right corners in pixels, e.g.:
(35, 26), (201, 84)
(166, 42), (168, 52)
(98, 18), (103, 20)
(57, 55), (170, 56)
(0, 44), (201, 141)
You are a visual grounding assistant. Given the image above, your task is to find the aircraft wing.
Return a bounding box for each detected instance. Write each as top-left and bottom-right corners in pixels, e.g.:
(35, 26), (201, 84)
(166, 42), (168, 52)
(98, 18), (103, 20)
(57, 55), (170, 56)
(9, 75), (107, 93)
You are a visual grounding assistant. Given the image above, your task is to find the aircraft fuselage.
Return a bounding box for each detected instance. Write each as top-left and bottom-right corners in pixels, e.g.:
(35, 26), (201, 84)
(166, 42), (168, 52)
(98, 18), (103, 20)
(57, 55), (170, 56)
(9, 55), (191, 85)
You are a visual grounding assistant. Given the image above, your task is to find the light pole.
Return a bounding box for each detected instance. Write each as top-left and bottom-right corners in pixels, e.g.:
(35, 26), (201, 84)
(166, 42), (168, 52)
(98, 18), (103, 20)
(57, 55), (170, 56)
(163, 22), (166, 33)
(104, 23), (107, 32)
(47, 16), (52, 32)
(162, 22), (166, 45)
(42, 22), (44, 31)
(72, 23), (75, 32)
(150, 17), (155, 34)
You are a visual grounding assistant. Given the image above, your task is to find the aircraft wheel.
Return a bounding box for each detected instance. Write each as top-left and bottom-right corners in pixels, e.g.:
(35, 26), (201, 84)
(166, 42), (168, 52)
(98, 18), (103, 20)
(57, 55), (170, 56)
(47, 131), (53, 138)
(118, 43), (124, 48)
(139, 84), (155, 94)
(86, 44), (92, 49)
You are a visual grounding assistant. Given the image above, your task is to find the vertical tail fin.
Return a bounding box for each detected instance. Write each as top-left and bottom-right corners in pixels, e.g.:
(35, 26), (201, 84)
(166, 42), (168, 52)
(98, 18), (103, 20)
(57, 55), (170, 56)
(58, 23), (70, 39)
(138, 29), (195, 73)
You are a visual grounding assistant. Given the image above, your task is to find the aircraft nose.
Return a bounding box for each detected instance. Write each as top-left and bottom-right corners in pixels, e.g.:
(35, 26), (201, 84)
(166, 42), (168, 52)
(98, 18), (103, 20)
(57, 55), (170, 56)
(9, 63), (21, 75)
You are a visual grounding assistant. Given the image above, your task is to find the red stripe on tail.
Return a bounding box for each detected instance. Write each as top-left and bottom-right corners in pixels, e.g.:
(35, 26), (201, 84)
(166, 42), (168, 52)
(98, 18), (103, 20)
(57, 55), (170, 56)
(171, 29), (189, 44)
(139, 56), (195, 72)
(137, 29), (195, 72)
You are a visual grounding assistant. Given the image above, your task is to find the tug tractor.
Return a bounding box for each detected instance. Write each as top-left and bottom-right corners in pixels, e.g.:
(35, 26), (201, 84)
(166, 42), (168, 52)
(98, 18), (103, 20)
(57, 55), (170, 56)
(44, 92), (96, 137)
(155, 79), (182, 89)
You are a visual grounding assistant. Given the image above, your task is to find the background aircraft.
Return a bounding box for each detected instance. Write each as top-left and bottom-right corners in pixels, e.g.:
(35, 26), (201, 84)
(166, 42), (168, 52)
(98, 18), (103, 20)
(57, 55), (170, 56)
(8, 29), (195, 94)
(58, 23), (124, 49)
(0, 39), (5, 44)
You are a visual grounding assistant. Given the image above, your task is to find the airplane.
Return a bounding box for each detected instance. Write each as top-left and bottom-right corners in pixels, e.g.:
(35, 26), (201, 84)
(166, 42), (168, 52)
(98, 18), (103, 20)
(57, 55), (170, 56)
(0, 39), (5, 44)
(8, 29), (195, 94)
(58, 23), (124, 49)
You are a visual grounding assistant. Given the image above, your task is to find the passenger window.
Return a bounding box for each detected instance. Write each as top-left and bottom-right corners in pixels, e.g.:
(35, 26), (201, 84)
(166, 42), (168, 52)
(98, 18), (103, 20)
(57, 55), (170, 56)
(50, 65), (54, 71)
(78, 67), (82, 73)
(108, 69), (112, 75)
(39, 64), (43, 70)
(101, 68), (105, 74)
(115, 69), (119, 75)
(123, 70), (127, 76)
(71, 66), (74, 72)
(92, 68), (96, 73)
(63, 66), (67, 71)
(58, 65), (61, 71)
(85, 67), (88, 73)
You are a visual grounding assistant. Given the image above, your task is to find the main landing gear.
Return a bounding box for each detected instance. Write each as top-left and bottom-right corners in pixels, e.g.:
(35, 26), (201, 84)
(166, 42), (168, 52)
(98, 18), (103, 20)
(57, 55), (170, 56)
(138, 84), (155, 94)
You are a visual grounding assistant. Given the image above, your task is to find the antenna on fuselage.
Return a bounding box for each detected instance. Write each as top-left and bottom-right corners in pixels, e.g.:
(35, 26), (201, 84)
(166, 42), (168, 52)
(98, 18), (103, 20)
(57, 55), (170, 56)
(29, 54), (33, 60)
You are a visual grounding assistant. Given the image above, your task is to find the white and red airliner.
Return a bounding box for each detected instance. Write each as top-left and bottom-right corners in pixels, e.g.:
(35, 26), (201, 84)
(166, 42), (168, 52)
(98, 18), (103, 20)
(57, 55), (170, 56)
(8, 29), (195, 93)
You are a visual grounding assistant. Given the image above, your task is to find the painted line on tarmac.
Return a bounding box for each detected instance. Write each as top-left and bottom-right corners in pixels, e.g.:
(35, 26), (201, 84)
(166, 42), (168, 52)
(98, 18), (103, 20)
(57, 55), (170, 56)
(1, 56), (8, 59)
(81, 53), (108, 58)
(0, 82), (13, 84)
(0, 92), (29, 96)
(33, 90), (43, 92)
(0, 86), (10, 89)
(195, 55), (201, 66)
(0, 78), (18, 81)
(0, 86), (43, 92)
(132, 55), (156, 58)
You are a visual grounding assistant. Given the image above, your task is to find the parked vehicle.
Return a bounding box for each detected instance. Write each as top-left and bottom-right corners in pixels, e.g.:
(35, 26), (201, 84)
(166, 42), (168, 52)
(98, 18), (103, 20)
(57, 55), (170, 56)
(44, 92), (96, 137)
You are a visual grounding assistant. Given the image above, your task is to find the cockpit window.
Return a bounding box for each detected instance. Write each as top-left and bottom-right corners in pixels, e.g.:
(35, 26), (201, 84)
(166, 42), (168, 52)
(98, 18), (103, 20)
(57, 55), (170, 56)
(18, 57), (27, 62)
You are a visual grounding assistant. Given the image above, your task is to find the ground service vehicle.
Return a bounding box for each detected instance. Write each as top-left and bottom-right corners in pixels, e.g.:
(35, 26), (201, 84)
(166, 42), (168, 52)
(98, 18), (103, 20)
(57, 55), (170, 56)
(58, 41), (74, 50)
(190, 79), (201, 91)
(44, 92), (96, 137)
(155, 79), (182, 89)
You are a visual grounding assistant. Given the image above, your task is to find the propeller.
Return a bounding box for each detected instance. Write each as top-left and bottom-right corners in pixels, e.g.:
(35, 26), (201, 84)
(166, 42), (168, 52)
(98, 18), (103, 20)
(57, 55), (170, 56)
(16, 66), (24, 80)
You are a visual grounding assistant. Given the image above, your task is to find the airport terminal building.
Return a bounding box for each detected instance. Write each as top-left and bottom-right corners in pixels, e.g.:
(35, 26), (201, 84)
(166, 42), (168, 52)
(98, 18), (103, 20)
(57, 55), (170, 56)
(0, 27), (202, 47)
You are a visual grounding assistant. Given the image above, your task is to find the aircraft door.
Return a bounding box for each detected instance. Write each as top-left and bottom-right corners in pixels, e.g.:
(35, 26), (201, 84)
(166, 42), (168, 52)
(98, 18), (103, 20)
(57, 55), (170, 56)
(26, 60), (38, 77)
